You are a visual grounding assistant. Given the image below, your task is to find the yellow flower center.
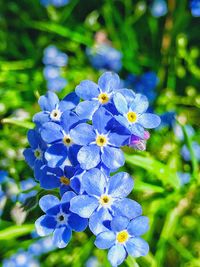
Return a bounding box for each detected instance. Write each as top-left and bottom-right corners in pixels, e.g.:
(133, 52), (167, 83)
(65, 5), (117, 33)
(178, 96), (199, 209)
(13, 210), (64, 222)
(116, 230), (129, 243)
(63, 135), (72, 146)
(50, 109), (61, 121)
(98, 93), (109, 104)
(99, 195), (112, 206)
(127, 111), (137, 123)
(34, 149), (42, 159)
(60, 176), (70, 185)
(96, 135), (107, 147)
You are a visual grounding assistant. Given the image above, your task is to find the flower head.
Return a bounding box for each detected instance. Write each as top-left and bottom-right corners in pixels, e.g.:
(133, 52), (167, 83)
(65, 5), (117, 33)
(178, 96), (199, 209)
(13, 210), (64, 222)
(35, 192), (88, 248)
(95, 216), (149, 266)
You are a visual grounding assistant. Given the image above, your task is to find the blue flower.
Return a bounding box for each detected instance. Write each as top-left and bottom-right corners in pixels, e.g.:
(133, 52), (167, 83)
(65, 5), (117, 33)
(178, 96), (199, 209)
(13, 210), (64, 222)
(3, 251), (39, 267)
(75, 72), (124, 120)
(18, 178), (37, 204)
(40, 110), (81, 168)
(35, 192), (88, 248)
(70, 168), (142, 235)
(71, 107), (128, 170)
(33, 91), (79, 128)
(174, 124), (195, 141)
(177, 172), (191, 186)
(86, 44), (122, 72)
(0, 187), (6, 217)
(43, 65), (60, 80)
(43, 45), (68, 67)
(190, 0), (200, 17)
(0, 170), (8, 184)
(150, 0), (168, 17)
(113, 93), (161, 138)
(125, 72), (158, 102)
(39, 165), (78, 196)
(95, 216), (149, 266)
(28, 236), (56, 256)
(85, 256), (101, 267)
(23, 130), (47, 180)
(181, 142), (200, 162)
(159, 111), (176, 129)
(47, 77), (67, 92)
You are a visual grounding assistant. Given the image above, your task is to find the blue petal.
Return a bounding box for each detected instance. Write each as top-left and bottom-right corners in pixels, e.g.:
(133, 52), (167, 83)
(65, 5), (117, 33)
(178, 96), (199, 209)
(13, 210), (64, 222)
(27, 130), (41, 149)
(70, 123), (95, 145)
(117, 88), (135, 104)
(110, 216), (129, 232)
(59, 92), (80, 111)
(138, 113), (161, 129)
(68, 213), (88, 231)
(98, 72), (120, 93)
(114, 115), (130, 129)
(95, 231), (115, 249)
(61, 110), (80, 133)
(34, 160), (45, 181)
(77, 145), (100, 170)
(113, 199), (142, 219)
(108, 244), (127, 266)
(52, 227), (72, 248)
(75, 100), (99, 120)
(35, 215), (56, 236)
(89, 208), (112, 235)
(41, 122), (63, 144)
(92, 107), (113, 134)
(39, 195), (60, 212)
(23, 148), (35, 168)
(82, 168), (106, 197)
(33, 111), (50, 126)
(108, 132), (129, 147)
(40, 168), (60, 189)
(131, 123), (145, 138)
(45, 143), (68, 168)
(61, 191), (76, 203)
(75, 80), (99, 100)
(126, 237), (149, 257)
(113, 93), (128, 114)
(38, 92), (59, 111)
(101, 146), (124, 169)
(130, 94), (149, 114)
(70, 195), (99, 218)
(127, 216), (149, 236)
(108, 172), (134, 198)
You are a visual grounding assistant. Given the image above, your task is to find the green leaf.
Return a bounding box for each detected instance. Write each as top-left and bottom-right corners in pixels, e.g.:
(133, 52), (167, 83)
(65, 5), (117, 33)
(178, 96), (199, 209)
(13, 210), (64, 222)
(125, 154), (181, 189)
(1, 118), (34, 129)
(0, 224), (34, 240)
(134, 180), (165, 193)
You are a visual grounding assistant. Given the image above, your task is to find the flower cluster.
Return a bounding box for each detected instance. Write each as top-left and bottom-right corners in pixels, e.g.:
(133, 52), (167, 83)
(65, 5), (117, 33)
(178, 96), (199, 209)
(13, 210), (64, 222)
(43, 45), (68, 92)
(40, 0), (69, 7)
(24, 72), (161, 266)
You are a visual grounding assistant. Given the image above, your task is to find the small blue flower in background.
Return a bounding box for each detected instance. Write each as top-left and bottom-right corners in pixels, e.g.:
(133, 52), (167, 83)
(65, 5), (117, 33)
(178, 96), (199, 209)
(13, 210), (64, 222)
(3, 251), (39, 267)
(47, 77), (68, 92)
(40, 0), (70, 7)
(35, 192), (88, 248)
(86, 44), (122, 72)
(158, 111), (176, 129)
(0, 186), (6, 217)
(71, 107), (128, 170)
(85, 256), (102, 267)
(43, 45), (68, 92)
(18, 178), (37, 204)
(70, 168), (142, 235)
(177, 172), (191, 186)
(95, 216), (149, 267)
(33, 91), (79, 128)
(23, 130), (47, 181)
(181, 141), (200, 162)
(0, 170), (8, 183)
(190, 0), (200, 17)
(113, 93), (161, 139)
(28, 236), (56, 256)
(150, 0), (168, 17)
(125, 72), (158, 103)
(43, 45), (68, 67)
(174, 124), (195, 141)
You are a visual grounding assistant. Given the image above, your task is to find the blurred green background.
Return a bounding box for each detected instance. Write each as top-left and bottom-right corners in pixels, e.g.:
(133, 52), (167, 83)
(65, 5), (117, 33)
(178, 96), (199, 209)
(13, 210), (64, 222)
(0, 0), (200, 266)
